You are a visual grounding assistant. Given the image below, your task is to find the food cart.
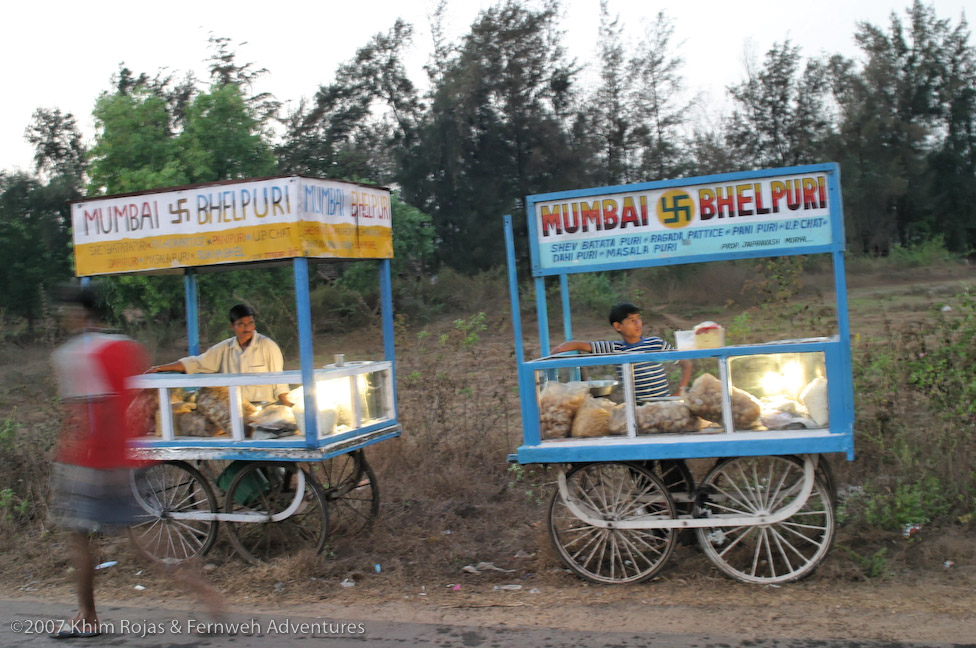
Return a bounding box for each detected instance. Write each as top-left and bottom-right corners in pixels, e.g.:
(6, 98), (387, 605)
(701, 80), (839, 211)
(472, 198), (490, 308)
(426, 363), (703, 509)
(504, 162), (853, 584)
(70, 175), (400, 564)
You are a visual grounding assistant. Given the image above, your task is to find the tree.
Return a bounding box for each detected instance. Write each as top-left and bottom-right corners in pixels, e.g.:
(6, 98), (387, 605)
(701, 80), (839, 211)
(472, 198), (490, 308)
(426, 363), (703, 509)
(85, 50), (282, 324)
(178, 83), (276, 182)
(726, 40), (832, 169)
(826, 1), (975, 253)
(399, 0), (585, 272)
(590, 1), (632, 185)
(0, 173), (73, 331)
(628, 11), (690, 181)
(276, 20), (421, 184)
(86, 72), (185, 194)
(24, 108), (87, 187)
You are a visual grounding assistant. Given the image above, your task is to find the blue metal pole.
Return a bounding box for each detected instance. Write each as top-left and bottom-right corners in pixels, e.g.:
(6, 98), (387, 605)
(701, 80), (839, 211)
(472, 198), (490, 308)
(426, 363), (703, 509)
(184, 269), (200, 356)
(379, 258), (398, 410)
(560, 274), (572, 343)
(293, 257), (317, 446)
(559, 273), (581, 381)
(505, 215), (537, 445)
(535, 276), (549, 354)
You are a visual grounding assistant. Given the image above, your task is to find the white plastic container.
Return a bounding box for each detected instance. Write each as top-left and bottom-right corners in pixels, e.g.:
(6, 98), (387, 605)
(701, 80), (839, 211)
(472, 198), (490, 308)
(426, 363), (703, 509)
(674, 330), (696, 350)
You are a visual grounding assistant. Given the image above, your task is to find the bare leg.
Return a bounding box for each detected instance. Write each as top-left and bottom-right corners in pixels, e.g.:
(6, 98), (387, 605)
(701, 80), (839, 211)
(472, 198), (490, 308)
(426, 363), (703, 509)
(68, 531), (99, 627)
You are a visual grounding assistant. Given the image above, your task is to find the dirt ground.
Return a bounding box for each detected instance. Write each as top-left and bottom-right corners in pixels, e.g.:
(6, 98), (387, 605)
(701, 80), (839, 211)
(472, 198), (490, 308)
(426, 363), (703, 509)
(7, 537), (975, 644)
(2, 265), (976, 643)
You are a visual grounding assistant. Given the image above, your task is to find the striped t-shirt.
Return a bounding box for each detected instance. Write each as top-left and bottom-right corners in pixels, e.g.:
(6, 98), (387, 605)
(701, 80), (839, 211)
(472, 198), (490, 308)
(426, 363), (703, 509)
(589, 336), (674, 401)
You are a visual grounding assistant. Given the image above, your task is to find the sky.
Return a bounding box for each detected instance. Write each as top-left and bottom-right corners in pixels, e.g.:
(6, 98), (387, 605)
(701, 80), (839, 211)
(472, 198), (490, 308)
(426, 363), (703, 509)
(1, 0), (970, 175)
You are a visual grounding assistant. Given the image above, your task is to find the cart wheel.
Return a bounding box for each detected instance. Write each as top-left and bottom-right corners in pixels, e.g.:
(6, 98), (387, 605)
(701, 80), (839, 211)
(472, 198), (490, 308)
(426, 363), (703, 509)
(310, 450), (380, 537)
(644, 459), (695, 515)
(644, 459), (696, 545)
(814, 454), (838, 509)
(548, 462), (677, 584)
(695, 455), (836, 584)
(222, 462), (329, 565)
(129, 461), (218, 563)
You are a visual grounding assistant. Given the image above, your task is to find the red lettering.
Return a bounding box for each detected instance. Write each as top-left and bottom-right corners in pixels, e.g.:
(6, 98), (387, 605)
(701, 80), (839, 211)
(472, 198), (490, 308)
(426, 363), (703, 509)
(802, 178), (818, 209)
(540, 205), (562, 236)
(620, 197), (639, 228)
(602, 199), (619, 229)
(698, 189), (716, 220)
(736, 184), (753, 216)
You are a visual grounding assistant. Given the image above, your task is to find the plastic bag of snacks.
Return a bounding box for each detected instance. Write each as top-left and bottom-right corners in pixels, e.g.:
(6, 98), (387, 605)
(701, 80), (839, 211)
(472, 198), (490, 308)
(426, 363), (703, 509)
(570, 395), (617, 438)
(196, 386), (258, 435)
(636, 400), (698, 433)
(686, 373), (761, 428)
(539, 381), (589, 439)
(608, 400), (698, 434)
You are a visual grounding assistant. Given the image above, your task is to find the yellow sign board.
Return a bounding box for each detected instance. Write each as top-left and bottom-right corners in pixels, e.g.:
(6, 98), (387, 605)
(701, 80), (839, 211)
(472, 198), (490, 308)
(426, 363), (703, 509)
(71, 176), (392, 276)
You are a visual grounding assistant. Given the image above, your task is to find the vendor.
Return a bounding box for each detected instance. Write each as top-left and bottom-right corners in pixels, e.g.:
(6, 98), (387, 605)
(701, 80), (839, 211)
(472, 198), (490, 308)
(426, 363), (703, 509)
(148, 303), (293, 406)
(551, 302), (692, 401)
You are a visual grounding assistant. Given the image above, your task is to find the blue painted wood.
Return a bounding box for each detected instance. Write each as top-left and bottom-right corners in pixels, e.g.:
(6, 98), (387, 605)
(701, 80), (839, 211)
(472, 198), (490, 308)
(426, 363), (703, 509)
(505, 215), (539, 445)
(379, 258), (399, 414)
(184, 269), (200, 356)
(293, 257), (318, 446)
(525, 162), (842, 277)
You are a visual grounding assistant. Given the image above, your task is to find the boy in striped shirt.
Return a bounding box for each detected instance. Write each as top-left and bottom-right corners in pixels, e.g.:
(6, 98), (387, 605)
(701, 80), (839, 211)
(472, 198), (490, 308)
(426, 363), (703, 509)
(551, 302), (691, 402)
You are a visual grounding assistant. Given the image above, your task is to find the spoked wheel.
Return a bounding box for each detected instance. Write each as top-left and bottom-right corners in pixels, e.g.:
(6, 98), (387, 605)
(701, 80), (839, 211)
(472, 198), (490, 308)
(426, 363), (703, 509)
(548, 462), (677, 584)
(644, 459), (695, 516)
(223, 462), (329, 565)
(129, 461), (219, 563)
(644, 459), (696, 545)
(695, 455), (836, 584)
(309, 450), (380, 537)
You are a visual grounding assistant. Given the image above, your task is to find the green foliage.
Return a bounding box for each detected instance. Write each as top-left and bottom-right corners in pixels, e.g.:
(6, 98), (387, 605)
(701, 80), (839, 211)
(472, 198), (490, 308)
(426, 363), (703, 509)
(0, 173), (73, 330)
(0, 416), (21, 444)
(829, 1), (976, 254)
(398, 0), (587, 273)
(451, 312), (487, 348)
(887, 237), (959, 268)
(564, 272), (629, 315)
(851, 288), (976, 528)
(840, 545), (890, 579)
(863, 476), (952, 529)
(726, 40), (831, 168)
(726, 311), (753, 339)
(177, 84), (276, 183)
(0, 488), (29, 523)
(904, 290), (976, 419)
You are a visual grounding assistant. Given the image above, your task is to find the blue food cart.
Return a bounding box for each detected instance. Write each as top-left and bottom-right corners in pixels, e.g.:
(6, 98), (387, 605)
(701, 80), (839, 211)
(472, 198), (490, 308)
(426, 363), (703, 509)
(70, 175), (401, 564)
(504, 163), (853, 584)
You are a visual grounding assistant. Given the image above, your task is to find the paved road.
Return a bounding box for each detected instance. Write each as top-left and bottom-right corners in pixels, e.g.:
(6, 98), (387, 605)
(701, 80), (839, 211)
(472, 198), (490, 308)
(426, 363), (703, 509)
(2, 598), (970, 647)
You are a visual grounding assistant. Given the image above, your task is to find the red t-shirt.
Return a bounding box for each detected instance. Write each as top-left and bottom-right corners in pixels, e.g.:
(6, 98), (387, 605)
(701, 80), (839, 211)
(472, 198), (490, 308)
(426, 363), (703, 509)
(52, 332), (150, 469)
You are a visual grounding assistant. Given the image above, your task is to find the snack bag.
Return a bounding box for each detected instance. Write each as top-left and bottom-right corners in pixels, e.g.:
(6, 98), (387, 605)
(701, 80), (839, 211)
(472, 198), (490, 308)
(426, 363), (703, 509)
(539, 381), (589, 439)
(686, 373), (761, 428)
(635, 400), (698, 434)
(570, 395), (617, 438)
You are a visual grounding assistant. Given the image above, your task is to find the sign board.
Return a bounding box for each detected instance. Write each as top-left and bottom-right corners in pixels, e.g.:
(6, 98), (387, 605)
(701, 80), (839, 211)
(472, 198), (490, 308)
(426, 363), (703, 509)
(71, 176), (392, 276)
(526, 163), (842, 276)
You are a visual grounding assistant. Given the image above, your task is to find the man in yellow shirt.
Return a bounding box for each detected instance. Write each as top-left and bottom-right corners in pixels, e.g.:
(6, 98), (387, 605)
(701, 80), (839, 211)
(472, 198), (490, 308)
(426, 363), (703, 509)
(148, 304), (292, 406)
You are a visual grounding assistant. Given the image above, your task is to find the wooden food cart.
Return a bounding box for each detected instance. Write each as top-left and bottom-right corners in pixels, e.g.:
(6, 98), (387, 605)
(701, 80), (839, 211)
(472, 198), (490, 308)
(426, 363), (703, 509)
(504, 163), (853, 584)
(70, 175), (400, 564)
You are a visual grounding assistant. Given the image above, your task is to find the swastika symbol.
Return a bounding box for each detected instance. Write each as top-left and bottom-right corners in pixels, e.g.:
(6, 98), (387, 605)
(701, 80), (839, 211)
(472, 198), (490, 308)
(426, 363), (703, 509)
(656, 190), (695, 229)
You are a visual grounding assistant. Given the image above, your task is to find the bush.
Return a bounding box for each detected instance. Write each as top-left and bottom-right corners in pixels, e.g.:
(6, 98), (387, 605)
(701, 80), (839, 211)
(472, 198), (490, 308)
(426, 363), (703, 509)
(850, 289), (976, 528)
